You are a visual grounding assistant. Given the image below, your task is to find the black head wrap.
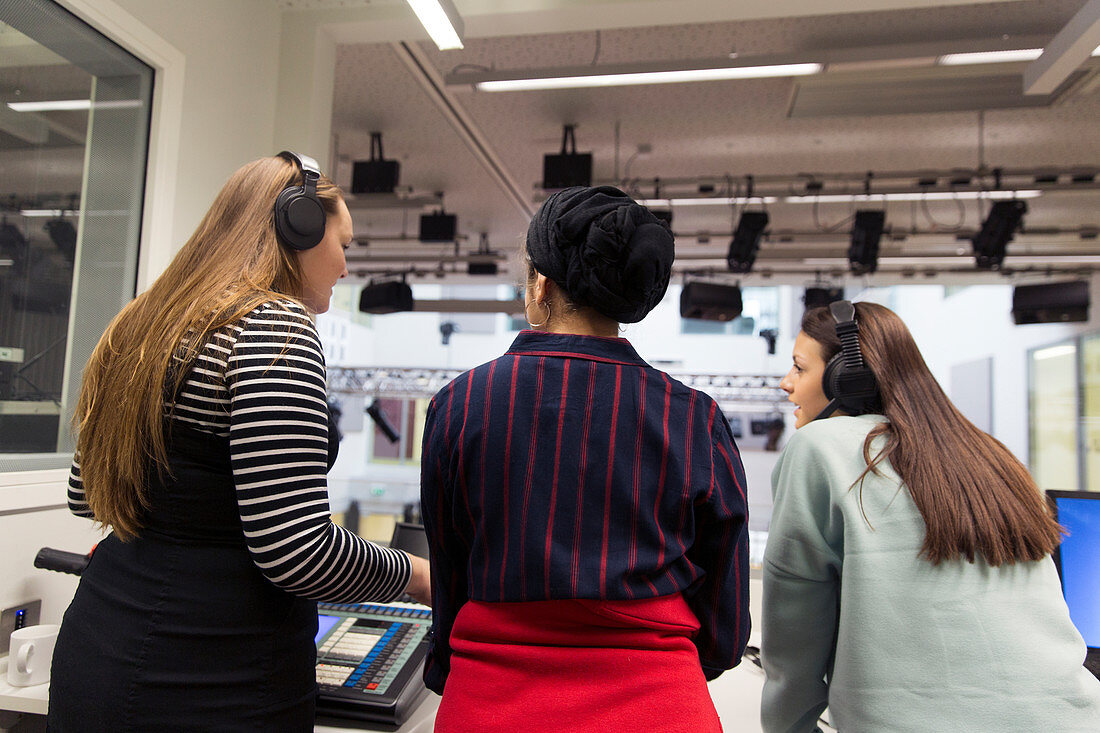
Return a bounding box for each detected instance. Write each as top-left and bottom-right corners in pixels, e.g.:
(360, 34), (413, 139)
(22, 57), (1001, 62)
(525, 185), (674, 323)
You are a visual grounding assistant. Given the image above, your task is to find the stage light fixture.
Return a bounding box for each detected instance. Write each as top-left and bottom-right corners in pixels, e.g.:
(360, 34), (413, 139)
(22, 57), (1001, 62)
(726, 211), (768, 274)
(848, 210), (885, 275)
(366, 399), (401, 444)
(45, 219), (77, 261)
(973, 200), (1027, 270)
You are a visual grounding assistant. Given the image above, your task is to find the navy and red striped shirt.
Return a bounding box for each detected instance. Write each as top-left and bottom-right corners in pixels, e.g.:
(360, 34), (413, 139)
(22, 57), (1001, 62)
(419, 330), (750, 693)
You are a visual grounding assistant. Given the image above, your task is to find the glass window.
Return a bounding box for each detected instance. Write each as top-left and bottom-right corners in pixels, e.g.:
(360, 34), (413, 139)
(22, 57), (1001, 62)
(1081, 334), (1100, 491)
(0, 0), (152, 469)
(1029, 342), (1079, 491)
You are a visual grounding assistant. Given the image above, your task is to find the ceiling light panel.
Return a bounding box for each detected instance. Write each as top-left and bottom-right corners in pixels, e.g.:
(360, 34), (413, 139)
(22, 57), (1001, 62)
(472, 63), (823, 92)
(938, 49), (1044, 65)
(405, 0), (464, 50)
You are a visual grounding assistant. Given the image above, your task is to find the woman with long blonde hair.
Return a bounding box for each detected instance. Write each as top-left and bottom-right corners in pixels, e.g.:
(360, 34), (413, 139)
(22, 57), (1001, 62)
(48, 153), (430, 732)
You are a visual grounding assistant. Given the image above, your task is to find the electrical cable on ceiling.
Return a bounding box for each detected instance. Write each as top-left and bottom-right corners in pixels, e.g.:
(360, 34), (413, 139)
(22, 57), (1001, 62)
(812, 198), (855, 233)
(919, 193), (966, 231)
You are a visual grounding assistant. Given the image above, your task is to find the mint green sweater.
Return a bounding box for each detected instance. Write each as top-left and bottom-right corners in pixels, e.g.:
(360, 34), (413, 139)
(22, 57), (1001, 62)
(761, 415), (1100, 732)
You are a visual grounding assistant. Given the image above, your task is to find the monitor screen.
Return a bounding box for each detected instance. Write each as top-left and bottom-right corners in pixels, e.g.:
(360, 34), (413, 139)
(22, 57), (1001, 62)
(316, 613), (341, 644)
(1050, 491), (1100, 649)
(390, 522), (429, 560)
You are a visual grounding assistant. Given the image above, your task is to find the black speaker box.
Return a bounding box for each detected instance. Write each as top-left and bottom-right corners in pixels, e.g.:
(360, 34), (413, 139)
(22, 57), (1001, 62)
(351, 159), (400, 194)
(467, 261), (498, 276)
(680, 282), (743, 321)
(359, 281), (414, 314)
(804, 286), (844, 310)
(419, 213), (457, 242)
(542, 153), (592, 189)
(1012, 280), (1090, 324)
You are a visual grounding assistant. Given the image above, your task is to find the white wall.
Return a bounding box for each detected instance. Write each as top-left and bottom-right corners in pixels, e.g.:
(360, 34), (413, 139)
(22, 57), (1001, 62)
(0, 472), (105, 627)
(858, 278), (1100, 465)
(106, 0), (283, 260)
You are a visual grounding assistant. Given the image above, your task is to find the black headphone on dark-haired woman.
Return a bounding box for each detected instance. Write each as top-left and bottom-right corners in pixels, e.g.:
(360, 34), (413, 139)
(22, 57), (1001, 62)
(274, 150), (325, 251)
(815, 300), (882, 421)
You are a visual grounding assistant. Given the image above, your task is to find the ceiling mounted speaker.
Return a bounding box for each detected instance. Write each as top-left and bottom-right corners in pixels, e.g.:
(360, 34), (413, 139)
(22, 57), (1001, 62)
(543, 124), (592, 189)
(803, 286), (844, 310)
(1012, 280), (1089, 324)
(359, 281), (413, 314)
(419, 212), (457, 242)
(351, 132), (400, 194)
(679, 282), (743, 322)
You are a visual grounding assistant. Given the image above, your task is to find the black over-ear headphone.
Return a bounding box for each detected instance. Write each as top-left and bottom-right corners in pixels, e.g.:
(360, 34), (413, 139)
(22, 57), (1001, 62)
(816, 300), (881, 420)
(274, 150), (325, 251)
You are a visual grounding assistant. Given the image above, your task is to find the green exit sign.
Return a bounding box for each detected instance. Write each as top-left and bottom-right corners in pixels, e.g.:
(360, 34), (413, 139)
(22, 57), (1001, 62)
(0, 347), (25, 363)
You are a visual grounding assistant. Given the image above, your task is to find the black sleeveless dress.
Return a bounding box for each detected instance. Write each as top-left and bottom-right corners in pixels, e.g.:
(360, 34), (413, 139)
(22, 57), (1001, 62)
(47, 422), (338, 732)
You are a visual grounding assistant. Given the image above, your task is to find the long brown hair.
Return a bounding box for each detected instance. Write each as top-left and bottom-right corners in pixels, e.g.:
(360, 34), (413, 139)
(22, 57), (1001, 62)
(801, 302), (1063, 566)
(74, 156), (343, 540)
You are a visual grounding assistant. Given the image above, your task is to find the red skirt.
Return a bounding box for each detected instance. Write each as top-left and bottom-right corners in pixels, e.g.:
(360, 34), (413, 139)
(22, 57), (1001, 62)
(434, 594), (722, 733)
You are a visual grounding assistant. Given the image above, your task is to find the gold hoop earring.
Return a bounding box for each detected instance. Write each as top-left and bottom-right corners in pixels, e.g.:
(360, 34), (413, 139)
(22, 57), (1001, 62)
(524, 300), (551, 329)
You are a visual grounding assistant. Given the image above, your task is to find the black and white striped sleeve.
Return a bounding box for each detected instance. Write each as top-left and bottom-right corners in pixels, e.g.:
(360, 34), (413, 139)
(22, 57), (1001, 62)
(67, 456), (94, 518)
(225, 302), (411, 603)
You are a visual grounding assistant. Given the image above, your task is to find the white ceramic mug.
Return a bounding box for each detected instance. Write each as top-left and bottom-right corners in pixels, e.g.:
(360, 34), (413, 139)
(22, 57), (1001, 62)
(6, 623), (59, 687)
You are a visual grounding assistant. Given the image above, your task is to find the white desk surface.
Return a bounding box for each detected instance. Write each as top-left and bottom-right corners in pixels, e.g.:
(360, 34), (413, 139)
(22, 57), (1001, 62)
(0, 657), (49, 716)
(2, 649), (765, 732)
(5, 570), (766, 733)
(314, 661), (766, 733)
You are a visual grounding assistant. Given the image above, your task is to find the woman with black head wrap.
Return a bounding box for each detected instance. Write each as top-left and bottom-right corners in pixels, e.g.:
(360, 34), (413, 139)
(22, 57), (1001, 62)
(420, 186), (750, 732)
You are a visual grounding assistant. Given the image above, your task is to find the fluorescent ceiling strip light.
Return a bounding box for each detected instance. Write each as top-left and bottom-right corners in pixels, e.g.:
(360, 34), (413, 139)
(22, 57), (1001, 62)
(19, 209), (66, 217)
(940, 46), (1100, 65)
(939, 49), (1044, 65)
(405, 0), (464, 50)
(476, 63), (822, 91)
(784, 190), (1042, 204)
(7, 99), (142, 112)
(637, 196), (779, 207)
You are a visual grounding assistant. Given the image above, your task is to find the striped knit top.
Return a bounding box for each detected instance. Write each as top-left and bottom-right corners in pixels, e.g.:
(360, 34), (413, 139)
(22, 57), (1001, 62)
(68, 299), (411, 603)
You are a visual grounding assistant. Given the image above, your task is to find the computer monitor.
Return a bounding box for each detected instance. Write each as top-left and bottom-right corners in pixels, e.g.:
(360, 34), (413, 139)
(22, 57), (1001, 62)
(1048, 490), (1100, 656)
(390, 521), (429, 560)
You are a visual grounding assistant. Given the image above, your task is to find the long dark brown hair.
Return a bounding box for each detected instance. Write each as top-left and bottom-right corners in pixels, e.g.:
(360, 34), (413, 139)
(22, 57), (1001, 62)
(74, 156), (343, 540)
(801, 302), (1062, 566)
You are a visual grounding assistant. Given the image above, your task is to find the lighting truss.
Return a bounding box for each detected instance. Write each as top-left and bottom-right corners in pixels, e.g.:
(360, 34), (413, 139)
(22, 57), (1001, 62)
(328, 367), (788, 407)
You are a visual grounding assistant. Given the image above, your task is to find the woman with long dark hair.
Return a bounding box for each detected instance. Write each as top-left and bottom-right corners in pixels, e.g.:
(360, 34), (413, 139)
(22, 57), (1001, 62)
(761, 300), (1100, 731)
(420, 186), (750, 732)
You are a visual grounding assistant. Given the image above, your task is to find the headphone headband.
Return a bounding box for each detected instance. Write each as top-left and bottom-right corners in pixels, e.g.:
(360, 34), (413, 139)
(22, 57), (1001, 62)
(829, 300), (867, 370)
(278, 150), (321, 183)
